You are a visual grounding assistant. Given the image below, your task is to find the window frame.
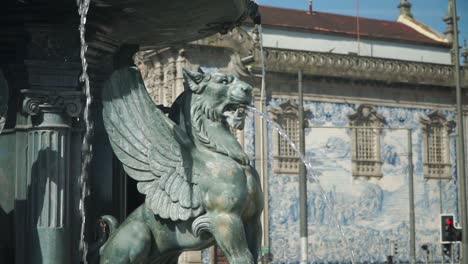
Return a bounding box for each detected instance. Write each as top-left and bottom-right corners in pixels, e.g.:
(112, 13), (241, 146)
(348, 105), (385, 179)
(269, 100), (309, 175)
(420, 111), (454, 180)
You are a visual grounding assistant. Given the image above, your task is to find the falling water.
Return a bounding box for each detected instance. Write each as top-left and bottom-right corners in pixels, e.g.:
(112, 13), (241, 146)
(257, 24), (266, 104)
(77, 0), (92, 263)
(248, 106), (356, 264)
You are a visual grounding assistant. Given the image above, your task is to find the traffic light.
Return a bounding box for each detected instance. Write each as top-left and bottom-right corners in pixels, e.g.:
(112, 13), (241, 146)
(441, 215), (454, 243)
(440, 214), (462, 243)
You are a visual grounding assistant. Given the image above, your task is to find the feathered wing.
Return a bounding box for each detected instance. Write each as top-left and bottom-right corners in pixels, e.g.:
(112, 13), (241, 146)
(102, 67), (203, 221)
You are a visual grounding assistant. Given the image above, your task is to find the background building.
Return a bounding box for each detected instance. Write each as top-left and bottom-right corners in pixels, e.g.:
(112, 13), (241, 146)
(137, 2), (468, 263)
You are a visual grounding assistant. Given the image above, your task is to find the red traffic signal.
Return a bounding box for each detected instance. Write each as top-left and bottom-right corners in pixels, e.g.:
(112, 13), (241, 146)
(445, 218), (452, 226)
(440, 214), (462, 243)
(441, 215), (455, 243)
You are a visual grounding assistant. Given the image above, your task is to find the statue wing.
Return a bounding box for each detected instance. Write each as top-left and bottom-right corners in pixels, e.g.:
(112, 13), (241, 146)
(102, 67), (203, 221)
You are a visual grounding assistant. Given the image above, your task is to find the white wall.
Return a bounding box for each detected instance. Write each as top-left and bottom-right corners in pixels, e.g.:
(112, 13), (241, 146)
(248, 27), (451, 65)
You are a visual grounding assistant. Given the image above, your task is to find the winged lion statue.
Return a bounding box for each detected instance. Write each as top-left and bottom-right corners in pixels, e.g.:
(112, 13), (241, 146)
(100, 66), (263, 264)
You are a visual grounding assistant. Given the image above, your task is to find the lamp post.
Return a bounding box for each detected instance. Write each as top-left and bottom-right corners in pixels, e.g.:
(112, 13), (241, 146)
(449, 0), (468, 263)
(298, 70), (308, 264)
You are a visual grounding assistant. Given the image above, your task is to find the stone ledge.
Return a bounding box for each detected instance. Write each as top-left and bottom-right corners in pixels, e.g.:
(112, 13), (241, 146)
(255, 48), (467, 88)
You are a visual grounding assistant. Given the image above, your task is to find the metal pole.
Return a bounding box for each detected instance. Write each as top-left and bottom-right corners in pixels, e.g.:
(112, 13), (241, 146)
(451, 1), (468, 263)
(408, 129), (416, 264)
(451, 242), (455, 264)
(440, 178), (445, 264)
(298, 70), (308, 264)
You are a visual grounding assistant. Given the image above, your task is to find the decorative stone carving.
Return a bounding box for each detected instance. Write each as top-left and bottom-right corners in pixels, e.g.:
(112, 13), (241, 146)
(99, 67), (262, 263)
(260, 48), (467, 88)
(348, 105), (385, 178)
(443, 1), (455, 45)
(398, 0), (413, 18)
(140, 27), (259, 110)
(21, 89), (82, 118)
(193, 27), (258, 76)
(420, 111), (455, 179)
(269, 100), (310, 174)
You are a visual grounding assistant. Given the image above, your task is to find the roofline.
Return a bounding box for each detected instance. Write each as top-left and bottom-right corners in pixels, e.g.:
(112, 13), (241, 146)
(243, 22), (451, 49)
(397, 14), (449, 43)
(249, 5), (450, 48)
(259, 4), (408, 24)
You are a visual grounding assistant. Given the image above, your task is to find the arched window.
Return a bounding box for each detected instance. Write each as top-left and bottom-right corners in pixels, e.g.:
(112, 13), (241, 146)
(269, 100), (310, 174)
(348, 105), (385, 178)
(420, 112), (454, 179)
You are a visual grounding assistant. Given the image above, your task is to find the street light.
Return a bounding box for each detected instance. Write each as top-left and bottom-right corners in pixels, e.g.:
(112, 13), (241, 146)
(447, 0), (468, 263)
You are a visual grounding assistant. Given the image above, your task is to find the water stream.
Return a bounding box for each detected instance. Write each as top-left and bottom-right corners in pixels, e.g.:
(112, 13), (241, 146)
(77, 0), (92, 263)
(248, 106), (357, 264)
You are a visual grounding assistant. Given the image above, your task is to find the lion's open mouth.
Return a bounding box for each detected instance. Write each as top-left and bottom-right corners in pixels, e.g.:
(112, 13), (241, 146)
(222, 103), (247, 130)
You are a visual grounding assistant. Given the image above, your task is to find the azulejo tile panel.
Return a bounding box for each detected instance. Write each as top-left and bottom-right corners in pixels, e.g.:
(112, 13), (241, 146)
(264, 99), (458, 263)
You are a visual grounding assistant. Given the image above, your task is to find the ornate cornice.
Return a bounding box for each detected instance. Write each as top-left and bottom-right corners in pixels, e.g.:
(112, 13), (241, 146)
(21, 89), (82, 117)
(257, 48), (467, 88)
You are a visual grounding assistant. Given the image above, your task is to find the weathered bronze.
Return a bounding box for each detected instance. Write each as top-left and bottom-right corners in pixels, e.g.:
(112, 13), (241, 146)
(100, 66), (263, 263)
(0, 71), (8, 133)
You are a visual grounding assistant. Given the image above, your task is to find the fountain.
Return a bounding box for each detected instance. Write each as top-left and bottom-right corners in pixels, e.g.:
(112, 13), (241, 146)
(0, 0), (364, 262)
(0, 1), (262, 263)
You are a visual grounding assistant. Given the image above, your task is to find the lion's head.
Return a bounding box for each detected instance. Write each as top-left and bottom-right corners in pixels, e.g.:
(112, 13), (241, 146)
(174, 68), (252, 164)
(183, 69), (252, 130)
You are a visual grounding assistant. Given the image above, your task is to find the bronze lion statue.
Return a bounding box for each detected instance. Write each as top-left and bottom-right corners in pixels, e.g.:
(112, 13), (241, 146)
(100, 66), (263, 264)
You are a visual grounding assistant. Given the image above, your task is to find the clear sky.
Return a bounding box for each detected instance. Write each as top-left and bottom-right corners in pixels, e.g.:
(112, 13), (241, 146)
(257, 0), (468, 49)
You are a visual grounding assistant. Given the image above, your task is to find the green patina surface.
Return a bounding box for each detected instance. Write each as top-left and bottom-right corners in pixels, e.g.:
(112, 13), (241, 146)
(0, 70), (7, 133)
(100, 67), (263, 264)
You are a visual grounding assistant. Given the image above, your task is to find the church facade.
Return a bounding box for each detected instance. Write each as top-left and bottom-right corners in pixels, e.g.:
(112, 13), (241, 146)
(137, 2), (468, 263)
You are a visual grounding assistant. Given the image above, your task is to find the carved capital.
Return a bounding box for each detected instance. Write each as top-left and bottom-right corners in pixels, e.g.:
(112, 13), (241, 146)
(21, 89), (82, 117)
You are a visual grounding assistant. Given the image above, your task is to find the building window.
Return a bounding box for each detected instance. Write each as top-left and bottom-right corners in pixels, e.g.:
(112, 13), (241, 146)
(279, 113), (299, 158)
(269, 100), (310, 174)
(348, 105), (385, 178)
(420, 112), (454, 179)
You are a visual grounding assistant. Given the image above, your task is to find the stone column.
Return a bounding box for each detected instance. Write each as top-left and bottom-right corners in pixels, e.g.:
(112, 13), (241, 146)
(21, 89), (81, 264)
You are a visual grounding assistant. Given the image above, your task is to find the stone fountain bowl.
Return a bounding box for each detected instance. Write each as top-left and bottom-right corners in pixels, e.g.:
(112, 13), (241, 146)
(90, 0), (252, 49)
